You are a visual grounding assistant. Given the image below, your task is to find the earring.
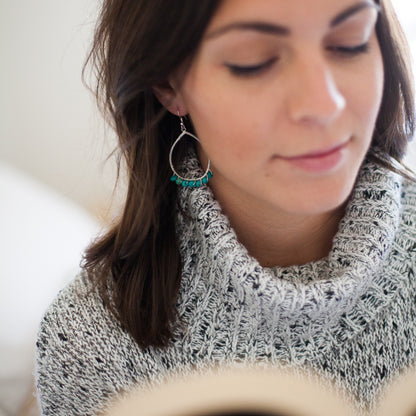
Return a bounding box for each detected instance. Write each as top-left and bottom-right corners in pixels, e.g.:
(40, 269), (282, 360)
(169, 116), (213, 188)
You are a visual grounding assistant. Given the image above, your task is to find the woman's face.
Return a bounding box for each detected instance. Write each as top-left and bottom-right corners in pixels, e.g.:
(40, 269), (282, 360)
(173, 0), (384, 218)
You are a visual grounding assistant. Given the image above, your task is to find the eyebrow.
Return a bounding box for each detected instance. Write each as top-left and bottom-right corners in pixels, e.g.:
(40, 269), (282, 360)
(331, 1), (380, 26)
(205, 1), (380, 40)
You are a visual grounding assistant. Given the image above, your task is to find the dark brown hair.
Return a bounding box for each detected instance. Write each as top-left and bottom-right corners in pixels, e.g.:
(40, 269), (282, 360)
(371, 0), (415, 163)
(83, 0), (415, 348)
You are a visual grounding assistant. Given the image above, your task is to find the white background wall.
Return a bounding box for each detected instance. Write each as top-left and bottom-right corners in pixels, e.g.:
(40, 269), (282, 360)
(0, 0), (117, 221)
(0, 0), (415, 219)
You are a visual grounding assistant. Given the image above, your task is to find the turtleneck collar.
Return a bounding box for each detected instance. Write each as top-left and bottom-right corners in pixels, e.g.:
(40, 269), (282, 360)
(175, 154), (403, 350)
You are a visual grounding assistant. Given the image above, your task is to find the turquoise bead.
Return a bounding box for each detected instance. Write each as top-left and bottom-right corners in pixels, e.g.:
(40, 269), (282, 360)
(171, 171), (212, 187)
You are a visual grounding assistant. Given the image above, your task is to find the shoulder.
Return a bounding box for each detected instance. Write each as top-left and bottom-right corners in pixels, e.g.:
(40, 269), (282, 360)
(38, 271), (111, 333)
(35, 272), (146, 415)
(36, 272), (115, 354)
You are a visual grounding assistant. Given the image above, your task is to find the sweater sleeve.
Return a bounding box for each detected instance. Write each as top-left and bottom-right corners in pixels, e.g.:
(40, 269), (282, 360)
(34, 274), (128, 416)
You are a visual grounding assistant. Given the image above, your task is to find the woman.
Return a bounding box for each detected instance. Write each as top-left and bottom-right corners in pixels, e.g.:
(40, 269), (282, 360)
(35, 0), (416, 415)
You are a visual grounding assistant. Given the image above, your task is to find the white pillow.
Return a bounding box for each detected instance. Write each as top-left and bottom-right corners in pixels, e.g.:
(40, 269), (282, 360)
(0, 162), (100, 415)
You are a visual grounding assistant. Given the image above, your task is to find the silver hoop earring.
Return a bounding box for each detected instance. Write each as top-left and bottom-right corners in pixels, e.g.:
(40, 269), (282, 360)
(169, 116), (213, 188)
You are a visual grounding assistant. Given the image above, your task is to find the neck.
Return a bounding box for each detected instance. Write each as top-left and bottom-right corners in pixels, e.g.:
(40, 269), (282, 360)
(210, 185), (345, 268)
(233, 208), (343, 267)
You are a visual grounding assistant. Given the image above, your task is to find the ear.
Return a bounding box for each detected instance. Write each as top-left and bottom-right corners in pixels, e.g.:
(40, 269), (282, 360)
(152, 81), (188, 116)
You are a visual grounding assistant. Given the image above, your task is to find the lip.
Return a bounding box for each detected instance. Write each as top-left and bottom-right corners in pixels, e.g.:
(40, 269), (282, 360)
(276, 140), (350, 173)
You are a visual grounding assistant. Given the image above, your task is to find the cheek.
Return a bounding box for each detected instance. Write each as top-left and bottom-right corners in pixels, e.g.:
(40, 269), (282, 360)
(349, 53), (384, 135)
(182, 76), (268, 165)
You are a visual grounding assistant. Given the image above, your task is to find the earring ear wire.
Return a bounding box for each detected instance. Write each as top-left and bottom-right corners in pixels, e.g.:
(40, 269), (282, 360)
(169, 115), (213, 188)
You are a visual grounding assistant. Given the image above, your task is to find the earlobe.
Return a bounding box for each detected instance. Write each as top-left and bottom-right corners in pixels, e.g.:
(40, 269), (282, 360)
(152, 82), (188, 116)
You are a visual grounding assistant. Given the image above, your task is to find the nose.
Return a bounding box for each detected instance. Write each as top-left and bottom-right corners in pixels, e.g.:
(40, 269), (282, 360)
(287, 56), (346, 126)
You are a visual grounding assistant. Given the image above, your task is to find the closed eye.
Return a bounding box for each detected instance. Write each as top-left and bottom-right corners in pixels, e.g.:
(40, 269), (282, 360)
(327, 42), (370, 57)
(225, 57), (278, 76)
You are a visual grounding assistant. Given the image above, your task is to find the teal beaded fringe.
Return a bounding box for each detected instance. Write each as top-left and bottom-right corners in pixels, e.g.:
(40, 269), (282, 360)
(170, 170), (213, 187)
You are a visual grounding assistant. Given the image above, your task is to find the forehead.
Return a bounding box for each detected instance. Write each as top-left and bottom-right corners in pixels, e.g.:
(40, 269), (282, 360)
(206, 0), (377, 35)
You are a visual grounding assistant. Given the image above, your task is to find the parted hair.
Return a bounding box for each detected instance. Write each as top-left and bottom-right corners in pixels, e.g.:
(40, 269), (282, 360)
(83, 0), (415, 348)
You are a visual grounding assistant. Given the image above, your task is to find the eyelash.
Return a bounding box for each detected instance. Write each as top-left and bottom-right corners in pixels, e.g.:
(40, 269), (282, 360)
(226, 57), (278, 76)
(327, 42), (370, 57)
(225, 42), (370, 77)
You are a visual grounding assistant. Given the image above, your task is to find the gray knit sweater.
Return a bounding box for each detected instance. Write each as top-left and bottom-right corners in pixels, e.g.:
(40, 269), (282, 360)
(35, 158), (416, 416)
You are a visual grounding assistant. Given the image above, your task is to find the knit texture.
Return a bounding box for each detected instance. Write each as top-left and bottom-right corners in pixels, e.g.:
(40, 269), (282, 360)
(35, 158), (416, 416)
